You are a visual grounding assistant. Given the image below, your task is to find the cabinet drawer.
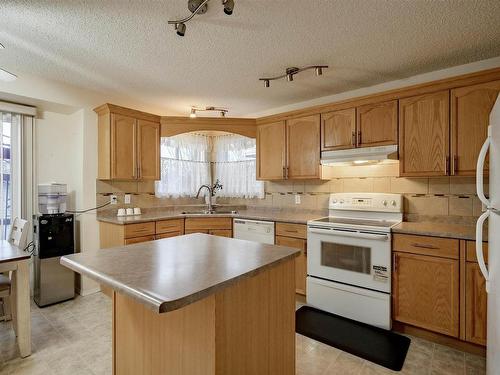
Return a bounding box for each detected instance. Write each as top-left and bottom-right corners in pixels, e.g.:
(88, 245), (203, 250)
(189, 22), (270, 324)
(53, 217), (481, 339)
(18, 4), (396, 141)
(185, 218), (232, 231)
(393, 234), (459, 259)
(209, 229), (232, 238)
(466, 241), (488, 264)
(124, 235), (155, 245)
(276, 222), (307, 239)
(124, 222), (155, 239)
(156, 219), (184, 234)
(155, 232), (182, 239)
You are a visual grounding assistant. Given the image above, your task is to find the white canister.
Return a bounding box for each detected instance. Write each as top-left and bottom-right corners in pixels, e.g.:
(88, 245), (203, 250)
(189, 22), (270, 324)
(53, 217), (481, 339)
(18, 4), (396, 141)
(117, 208), (126, 217)
(126, 208), (134, 216)
(133, 207), (142, 215)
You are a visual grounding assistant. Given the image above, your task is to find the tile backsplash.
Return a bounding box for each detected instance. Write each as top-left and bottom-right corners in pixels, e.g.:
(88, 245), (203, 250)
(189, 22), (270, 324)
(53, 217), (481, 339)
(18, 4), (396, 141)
(96, 174), (486, 226)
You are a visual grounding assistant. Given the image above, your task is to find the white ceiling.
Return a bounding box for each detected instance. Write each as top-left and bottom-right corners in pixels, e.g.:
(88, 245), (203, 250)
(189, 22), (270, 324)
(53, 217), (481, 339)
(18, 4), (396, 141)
(1, 0), (500, 117)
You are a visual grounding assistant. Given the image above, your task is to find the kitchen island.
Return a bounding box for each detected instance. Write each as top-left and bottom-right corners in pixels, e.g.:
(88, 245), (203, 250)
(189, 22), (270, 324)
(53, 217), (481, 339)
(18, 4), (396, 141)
(61, 233), (299, 375)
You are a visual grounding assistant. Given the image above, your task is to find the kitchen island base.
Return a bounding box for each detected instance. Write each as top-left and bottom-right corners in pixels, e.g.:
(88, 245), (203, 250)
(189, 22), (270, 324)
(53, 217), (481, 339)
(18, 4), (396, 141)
(112, 259), (295, 375)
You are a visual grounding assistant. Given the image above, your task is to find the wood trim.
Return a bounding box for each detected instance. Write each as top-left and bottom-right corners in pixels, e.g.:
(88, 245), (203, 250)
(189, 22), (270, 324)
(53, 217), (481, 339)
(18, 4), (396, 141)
(256, 67), (500, 125)
(161, 117), (257, 138)
(94, 103), (161, 122)
(392, 321), (486, 357)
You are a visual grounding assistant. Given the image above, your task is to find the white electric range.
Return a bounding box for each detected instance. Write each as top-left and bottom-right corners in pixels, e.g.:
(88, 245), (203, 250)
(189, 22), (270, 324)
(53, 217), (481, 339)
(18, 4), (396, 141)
(307, 193), (403, 330)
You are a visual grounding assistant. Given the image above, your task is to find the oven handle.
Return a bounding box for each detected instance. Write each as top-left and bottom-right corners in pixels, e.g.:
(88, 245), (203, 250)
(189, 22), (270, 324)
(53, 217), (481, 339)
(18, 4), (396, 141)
(308, 227), (389, 241)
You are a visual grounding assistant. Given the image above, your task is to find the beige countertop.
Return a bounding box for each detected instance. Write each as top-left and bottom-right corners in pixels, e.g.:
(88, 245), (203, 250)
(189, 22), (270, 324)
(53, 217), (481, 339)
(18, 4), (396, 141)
(392, 222), (485, 241)
(61, 233), (300, 313)
(97, 207), (326, 225)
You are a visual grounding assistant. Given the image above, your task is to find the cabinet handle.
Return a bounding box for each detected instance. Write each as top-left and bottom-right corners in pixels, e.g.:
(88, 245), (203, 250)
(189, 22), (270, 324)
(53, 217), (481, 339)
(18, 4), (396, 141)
(393, 253), (398, 273)
(283, 167), (286, 179)
(357, 130), (361, 146)
(351, 131), (356, 146)
(453, 155), (458, 174)
(286, 167), (289, 179)
(445, 156), (450, 175)
(285, 229), (298, 233)
(411, 242), (439, 250)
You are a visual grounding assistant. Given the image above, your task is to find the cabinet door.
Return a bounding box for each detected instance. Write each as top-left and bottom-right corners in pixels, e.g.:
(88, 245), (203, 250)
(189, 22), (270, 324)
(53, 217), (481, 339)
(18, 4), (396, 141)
(209, 229), (232, 238)
(321, 108), (356, 151)
(256, 121), (286, 180)
(465, 262), (487, 345)
(399, 91), (450, 176)
(451, 81), (500, 176)
(275, 236), (307, 295)
(393, 252), (459, 337)
(286, 115), (321, 179)
(137, 119), (161, 180)
(111, 114), (137, 180)
(184, 229), (209, 234)
(356, 100), (398, 147)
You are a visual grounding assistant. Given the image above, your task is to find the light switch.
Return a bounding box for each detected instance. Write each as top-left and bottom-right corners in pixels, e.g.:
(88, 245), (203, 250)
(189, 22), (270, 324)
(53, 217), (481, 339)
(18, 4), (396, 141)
(124, 194), (131, 204)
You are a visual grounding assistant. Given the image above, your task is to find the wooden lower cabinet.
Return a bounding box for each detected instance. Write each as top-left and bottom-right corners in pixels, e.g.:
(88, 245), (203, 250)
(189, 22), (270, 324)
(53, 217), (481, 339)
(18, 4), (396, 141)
(465, 262), (488, 345)
(156, 231), (183, 239)
(392, 251), (460, 337)
(209, 229), (232, 238)
(275, 236), (306, 295)
(275, 223), (307, 295)
(184, 218), (232, 238)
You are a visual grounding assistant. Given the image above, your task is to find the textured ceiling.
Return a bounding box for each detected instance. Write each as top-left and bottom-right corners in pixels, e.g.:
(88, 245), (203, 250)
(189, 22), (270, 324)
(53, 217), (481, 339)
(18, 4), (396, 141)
(1, 0), (500, 116)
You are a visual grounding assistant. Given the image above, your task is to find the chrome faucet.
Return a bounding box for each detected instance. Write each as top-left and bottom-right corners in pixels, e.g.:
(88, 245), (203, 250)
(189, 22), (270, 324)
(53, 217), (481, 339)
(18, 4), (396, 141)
(195, 184), (214, 213)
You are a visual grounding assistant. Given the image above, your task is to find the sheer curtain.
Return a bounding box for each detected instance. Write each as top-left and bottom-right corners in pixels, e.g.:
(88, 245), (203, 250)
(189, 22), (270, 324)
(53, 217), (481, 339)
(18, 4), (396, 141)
(155, 133), (211, 197)
(213, 134), (264, 199)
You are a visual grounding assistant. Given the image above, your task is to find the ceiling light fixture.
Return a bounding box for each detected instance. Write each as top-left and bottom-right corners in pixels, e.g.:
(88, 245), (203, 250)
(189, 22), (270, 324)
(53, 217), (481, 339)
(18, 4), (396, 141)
(0, 68), (17, 82)
(168, 0), (235, 37)
(190, 106), (229, 118)
(259, 65), (329, 87)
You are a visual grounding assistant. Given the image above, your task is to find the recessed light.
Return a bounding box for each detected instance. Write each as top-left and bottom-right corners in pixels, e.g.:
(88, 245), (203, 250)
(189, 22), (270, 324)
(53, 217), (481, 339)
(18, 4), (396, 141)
(0, 68), (17, 82)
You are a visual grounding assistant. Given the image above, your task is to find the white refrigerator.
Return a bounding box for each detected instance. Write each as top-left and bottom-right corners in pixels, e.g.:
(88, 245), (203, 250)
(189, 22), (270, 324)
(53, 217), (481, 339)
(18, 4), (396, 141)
(476, 94), (500, 375)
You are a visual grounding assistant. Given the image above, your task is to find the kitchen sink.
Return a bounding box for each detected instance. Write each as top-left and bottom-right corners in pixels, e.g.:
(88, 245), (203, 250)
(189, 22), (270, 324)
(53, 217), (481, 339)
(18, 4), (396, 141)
(181, 210), (238, 215)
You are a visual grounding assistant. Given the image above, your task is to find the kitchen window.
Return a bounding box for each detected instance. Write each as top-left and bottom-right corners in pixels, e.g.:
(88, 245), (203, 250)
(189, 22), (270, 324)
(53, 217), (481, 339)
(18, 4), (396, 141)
(155, 132), (264, 199)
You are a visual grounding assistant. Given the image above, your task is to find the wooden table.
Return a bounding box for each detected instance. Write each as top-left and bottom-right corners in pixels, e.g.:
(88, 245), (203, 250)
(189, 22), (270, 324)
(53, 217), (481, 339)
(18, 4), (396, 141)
(0, 240), (31, 358)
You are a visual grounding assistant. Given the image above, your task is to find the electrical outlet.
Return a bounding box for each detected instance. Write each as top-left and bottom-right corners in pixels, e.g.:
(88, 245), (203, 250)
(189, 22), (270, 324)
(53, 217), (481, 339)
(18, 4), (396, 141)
(110, 195), (118, 205)
(124, 194), (131, 204)
(295, 194), (301, 204)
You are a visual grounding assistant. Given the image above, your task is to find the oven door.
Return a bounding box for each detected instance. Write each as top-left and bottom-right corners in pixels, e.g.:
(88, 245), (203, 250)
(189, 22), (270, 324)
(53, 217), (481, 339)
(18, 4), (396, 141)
(307, 225), (391, 293)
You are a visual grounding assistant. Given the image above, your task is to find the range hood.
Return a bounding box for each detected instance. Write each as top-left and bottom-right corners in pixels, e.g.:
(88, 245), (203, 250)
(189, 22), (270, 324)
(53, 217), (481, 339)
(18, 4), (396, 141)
(320, 145), (398, 165)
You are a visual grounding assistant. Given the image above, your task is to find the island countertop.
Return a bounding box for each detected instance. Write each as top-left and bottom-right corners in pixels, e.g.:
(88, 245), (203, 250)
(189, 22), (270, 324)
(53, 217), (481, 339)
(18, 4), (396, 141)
(61, 233), (300, 313)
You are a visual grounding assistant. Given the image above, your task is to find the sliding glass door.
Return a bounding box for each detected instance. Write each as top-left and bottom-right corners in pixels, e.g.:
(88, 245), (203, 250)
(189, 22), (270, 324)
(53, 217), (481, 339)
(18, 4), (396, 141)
(0, 112), (20, 240)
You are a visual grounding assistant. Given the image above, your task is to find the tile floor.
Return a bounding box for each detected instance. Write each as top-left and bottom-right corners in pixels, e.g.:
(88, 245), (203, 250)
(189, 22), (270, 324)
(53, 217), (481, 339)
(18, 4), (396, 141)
(0, 293), (486, 375)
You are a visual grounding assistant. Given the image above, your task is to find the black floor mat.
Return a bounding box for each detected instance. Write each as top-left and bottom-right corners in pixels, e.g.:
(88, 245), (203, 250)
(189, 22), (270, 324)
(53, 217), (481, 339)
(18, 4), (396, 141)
(296, 306), (411, 371)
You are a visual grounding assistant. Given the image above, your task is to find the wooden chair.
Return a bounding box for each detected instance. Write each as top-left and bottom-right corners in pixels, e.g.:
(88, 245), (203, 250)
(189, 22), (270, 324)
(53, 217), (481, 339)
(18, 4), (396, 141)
(0, 218), (29, 322)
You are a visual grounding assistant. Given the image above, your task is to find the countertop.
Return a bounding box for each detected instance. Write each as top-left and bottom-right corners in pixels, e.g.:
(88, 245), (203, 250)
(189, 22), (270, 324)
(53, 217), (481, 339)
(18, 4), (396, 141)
(97, 207), (326, 225)
(0, 240), (31, 264)
(61, 233), (300, 313)
(392, 222), (485, 241)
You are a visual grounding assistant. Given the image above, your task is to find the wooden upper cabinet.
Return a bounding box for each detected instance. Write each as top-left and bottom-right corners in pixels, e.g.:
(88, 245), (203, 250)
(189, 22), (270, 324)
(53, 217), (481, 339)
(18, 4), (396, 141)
(465, 262), (487, 345)
(286, 115), (321, 179)
(393, 251), (459, 337)
(451, 80), (500, 176)
(137, 119), (160, 180)
(321, 108), (356, 151)
(257, 121), (286, 180)
(399, 90), (450, 176)
(356, 100), (398, 147)
(111, 114), (137, 180)
(95, 104), (161, 181)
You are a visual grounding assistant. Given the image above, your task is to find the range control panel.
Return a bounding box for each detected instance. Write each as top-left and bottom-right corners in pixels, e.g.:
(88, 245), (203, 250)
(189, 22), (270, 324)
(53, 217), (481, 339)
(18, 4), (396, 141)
(329, 193), (403, 213)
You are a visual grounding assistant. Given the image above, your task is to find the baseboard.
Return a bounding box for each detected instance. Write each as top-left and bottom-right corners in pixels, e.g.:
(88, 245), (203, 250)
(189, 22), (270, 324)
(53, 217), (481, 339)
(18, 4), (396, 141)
(392, 321), (486, 357)
(77, 286), (101, 296)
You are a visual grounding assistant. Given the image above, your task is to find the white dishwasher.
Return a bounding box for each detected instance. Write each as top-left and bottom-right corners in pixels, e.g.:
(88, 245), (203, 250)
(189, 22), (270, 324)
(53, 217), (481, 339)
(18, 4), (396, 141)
(233, 219), (275, 244)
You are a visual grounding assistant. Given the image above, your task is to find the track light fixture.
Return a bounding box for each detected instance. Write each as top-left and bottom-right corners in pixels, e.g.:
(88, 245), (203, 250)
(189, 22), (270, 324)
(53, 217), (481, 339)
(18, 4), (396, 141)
(259, 65), (329, 87)
(190, 106), (229, 118)
(168, 0), (235, 37)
